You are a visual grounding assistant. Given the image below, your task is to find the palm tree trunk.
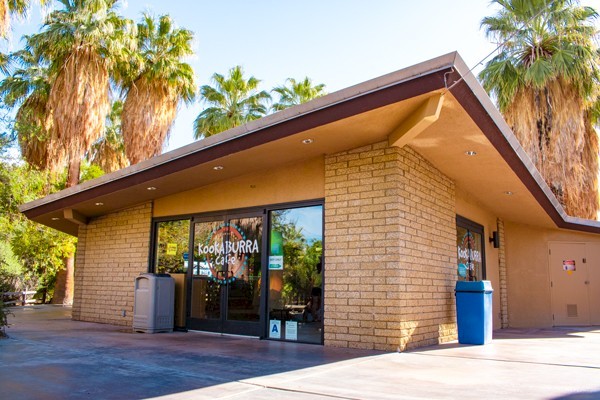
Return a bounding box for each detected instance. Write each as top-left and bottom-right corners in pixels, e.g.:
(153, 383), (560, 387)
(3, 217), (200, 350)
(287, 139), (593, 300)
(51, 256), (74, 305)
(52, 157), (80, 305)
(66, 156), (81, 189)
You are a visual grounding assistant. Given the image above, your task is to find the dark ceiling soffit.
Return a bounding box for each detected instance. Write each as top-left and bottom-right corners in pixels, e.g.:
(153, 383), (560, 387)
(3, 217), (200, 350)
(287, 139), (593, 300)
(23, 69), (451, 220)
(449, 76), (600, 235)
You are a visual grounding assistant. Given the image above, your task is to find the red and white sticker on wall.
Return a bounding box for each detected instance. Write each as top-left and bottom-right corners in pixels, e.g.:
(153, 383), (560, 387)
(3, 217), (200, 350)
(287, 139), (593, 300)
(562, 260), (576, 275)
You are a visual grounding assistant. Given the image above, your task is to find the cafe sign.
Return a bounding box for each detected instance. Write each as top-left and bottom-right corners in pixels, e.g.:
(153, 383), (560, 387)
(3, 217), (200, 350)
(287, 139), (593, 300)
(199, 222), (259, 283)
(457, 231), (482, 278)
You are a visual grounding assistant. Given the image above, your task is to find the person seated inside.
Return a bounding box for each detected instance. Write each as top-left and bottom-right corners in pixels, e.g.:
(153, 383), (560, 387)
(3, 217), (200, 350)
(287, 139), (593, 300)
(303, 286), (322, 322)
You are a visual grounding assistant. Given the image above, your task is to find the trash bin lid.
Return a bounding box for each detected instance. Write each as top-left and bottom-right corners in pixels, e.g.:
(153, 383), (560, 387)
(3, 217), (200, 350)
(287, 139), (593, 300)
(455, 280), (493, 293)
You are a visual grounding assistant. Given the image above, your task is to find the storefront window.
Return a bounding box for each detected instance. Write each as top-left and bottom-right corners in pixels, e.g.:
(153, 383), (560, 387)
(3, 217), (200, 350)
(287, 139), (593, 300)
(154, 219), (191, 274)
(456, 216), (485, 281)
(268, 205), (323, 343)
(150, 202), (323, 340)
(189, 215), (263, 331)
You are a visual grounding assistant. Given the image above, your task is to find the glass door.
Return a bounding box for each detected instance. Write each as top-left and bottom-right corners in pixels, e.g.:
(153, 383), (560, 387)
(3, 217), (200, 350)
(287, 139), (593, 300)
(188, 213), (264, 336)
(267, 205), (323, 344)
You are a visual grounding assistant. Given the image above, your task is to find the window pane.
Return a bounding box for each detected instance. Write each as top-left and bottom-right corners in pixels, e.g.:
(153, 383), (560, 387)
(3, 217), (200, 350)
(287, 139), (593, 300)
(191, 221), (223, 320)
(268, 205), (323, 343)
(457, 225), (484, 281)
(155, 220), (190, 274)
(227, 216), (262, 322)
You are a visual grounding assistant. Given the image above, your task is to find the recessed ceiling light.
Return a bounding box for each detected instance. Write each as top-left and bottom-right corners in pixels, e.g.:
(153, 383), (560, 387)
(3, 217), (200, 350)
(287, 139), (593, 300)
(95, 202), (104, 206)
(213, 166), (224, 170)
(302, 138), (314, 144)
(147, 186), (156, 191)
(504, 191), (513, 196)
(465, 150), (477, 156)
(51, 217), (60, 221)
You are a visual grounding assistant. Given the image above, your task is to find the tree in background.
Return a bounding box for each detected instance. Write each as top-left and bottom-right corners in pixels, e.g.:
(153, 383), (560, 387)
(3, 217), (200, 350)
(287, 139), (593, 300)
(194, 65), (271, 139)
(88, 100), (128, 173)
(480, 0), (600, 219)
(0, 0), (49, 38)
(271, 77), (326, 112)
(121, 13), (195, 165)
(0, 160), (76, 303)
(27, 0), (135, 187)
(20, 0), (135, 304)
(0, 46), (64, 172)
(271, 212), (322, 306)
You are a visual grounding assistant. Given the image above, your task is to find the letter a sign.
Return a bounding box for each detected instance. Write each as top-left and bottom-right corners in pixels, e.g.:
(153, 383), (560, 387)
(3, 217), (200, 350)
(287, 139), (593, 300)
(269, 320), (281, 339)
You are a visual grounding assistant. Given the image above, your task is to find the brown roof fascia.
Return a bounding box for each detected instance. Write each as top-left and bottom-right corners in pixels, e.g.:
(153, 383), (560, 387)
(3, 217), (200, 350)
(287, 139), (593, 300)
(448, 66), (600, 235)
(22, 68), (451, 220)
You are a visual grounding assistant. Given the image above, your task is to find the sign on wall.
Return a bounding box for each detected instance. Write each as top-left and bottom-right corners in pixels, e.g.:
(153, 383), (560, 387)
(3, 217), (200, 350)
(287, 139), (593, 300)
(269, 320), (281, 339)
(166, 243), (177, 256)
(563, 259), (576, 275)
(198, 222), (260, 283)
(269, 230), (284, 270)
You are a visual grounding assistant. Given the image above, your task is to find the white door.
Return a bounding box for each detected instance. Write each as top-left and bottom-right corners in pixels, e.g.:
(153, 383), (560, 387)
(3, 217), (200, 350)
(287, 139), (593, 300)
(548, 243), (590, 326)
(583, 244), (600, 325)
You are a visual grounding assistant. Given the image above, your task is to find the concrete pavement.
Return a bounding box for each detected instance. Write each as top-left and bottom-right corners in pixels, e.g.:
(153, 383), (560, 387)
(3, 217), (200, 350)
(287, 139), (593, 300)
(1, 305), (599, 399)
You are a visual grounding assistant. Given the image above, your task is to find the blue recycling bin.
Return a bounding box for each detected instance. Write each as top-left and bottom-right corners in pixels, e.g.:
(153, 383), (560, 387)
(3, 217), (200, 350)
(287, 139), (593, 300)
(455, 280), (493, 345)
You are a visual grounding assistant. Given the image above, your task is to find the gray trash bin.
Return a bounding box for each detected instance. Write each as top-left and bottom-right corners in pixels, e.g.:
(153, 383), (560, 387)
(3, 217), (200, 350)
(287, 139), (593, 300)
(133, 273), (175, 333)
(455, 280), (493, 345)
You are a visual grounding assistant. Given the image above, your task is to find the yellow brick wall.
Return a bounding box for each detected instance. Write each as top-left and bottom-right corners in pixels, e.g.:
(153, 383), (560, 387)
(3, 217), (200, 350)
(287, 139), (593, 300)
(72, 203), (152, 326)
(324, 141), (457, 351)
(498, 218), (509, 328)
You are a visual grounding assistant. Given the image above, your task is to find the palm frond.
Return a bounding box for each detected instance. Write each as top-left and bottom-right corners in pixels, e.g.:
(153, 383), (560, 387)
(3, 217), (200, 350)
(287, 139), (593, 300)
(271, 77), (326, 112)
(194, 66), (271, 139)
(89, 100), (129, 173)
(480, 0), (600, 218)
(25, 0), (136, 186)
(120, 12), (195, 164)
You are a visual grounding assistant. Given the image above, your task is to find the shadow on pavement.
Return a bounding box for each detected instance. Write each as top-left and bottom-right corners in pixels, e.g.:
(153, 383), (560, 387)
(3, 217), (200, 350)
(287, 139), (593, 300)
(0, 305), (384, 399)
(552, 391), (600, 400)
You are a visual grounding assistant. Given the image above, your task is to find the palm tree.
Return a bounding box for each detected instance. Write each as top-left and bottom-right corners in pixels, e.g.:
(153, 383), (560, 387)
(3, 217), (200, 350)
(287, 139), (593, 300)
(24, 0), (135, 306)
(271, 77), (326, 111)
(194, 65), (271, 139)
(480, 0), (600, 219)
(0, 0), (49, 38)
(88, 100), (129, 173)
(0, 46), (64, 171)
(121, 13), (195, 165)
(27, 0), (135, 187)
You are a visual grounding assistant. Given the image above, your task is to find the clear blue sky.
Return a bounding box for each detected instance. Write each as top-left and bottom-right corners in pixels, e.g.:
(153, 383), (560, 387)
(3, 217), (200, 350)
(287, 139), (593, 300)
(4, 0), (600, 153)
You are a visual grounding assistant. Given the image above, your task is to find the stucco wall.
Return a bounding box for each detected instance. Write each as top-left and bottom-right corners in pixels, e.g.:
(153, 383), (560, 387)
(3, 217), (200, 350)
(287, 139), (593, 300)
(324, 141), (457, 351)
(72, 203), (152, 326)
(504, 221), (600, 327)
(153, 157), (324, 217)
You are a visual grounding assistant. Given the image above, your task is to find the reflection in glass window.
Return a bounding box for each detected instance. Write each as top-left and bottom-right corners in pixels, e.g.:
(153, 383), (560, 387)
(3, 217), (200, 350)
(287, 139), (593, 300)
(268, 205), (323, 344)
(226, 217), (262, 322)
(154, 220), (190, 274)
(456, 216), (485, 281)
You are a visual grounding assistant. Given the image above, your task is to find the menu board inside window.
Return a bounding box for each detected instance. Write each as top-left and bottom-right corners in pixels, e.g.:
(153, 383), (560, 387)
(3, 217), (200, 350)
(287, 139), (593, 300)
(456, 217), (485, 281)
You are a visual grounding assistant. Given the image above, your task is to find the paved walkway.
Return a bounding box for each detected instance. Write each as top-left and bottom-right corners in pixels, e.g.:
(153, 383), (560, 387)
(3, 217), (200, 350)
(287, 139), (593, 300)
(1, 306), (599, 399)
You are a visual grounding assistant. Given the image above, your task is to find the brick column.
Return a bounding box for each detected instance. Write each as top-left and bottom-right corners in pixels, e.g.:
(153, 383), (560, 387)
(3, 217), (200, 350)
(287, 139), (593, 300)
(324, 141), (456, 351)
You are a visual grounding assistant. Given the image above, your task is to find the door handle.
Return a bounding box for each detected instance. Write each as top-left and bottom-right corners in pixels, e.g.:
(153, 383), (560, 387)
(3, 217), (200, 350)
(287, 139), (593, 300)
(585, 280), (590, 285)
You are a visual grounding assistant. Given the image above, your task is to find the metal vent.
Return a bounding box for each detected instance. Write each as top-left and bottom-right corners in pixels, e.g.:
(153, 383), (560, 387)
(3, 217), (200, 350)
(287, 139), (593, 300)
(566, 304), (578, 318)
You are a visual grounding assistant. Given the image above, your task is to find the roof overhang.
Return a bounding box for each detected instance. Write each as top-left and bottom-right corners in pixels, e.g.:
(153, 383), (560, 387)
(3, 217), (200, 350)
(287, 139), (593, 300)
(19, 52), (600, 236)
